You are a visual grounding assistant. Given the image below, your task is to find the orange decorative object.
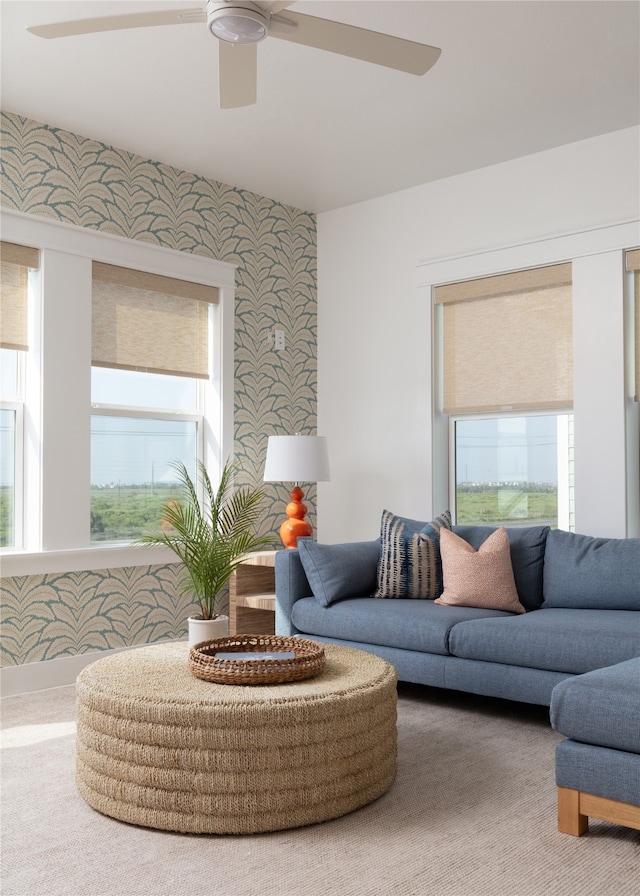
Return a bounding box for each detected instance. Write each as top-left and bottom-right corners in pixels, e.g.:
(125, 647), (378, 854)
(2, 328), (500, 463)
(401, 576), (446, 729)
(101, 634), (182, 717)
(279, 486), (313, 548)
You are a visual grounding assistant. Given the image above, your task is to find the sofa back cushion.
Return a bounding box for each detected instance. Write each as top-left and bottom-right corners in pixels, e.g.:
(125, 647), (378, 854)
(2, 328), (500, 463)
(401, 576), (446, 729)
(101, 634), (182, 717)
(452, 524), (549, 610)
(542, 529), (640, 610)
(297, 538), (380, 607)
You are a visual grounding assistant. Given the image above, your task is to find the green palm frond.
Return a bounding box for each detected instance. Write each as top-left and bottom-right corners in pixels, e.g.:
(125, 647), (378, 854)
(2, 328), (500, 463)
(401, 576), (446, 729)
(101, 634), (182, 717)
(136, 458), (271, 619)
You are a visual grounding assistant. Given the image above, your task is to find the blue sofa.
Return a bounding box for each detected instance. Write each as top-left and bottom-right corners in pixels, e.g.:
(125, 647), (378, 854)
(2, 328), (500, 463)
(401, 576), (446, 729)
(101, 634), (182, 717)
(275, 524), (640, 834)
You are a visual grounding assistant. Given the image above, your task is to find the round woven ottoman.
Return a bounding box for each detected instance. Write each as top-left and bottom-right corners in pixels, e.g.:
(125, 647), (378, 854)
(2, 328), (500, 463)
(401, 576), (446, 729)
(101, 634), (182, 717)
(75, 641), (397, 834)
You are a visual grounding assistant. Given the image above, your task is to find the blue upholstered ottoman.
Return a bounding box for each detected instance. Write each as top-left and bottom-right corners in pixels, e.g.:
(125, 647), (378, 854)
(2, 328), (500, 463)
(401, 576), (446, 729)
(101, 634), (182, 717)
(550, 658), (640, 835)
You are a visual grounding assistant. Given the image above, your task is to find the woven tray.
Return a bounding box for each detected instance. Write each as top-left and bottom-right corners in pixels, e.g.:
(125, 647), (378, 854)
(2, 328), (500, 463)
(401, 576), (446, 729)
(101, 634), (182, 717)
(189, 635), (325, 685)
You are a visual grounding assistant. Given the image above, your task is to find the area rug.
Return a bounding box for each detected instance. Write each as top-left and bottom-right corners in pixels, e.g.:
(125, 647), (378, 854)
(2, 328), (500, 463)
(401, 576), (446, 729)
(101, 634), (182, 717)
(1, 679), (638, 896)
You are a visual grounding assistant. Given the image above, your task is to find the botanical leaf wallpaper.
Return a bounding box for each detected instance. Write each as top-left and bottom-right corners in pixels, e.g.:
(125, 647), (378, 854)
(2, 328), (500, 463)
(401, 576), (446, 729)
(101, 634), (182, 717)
(2, 565), (190, 665)
(0, 110), (317, 666)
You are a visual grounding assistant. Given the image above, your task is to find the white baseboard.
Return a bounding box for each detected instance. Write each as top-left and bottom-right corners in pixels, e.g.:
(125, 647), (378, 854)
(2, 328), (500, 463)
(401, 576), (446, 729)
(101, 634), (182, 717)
(0, 641), (183, 697)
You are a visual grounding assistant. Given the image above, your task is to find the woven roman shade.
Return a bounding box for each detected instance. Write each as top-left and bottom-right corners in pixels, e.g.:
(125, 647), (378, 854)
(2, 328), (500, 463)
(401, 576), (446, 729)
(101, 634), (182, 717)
(625, 248), (640, 402)
(92, 262), (218, 379)
(0, 241), (39, 351)
(435, 263), (573, 414)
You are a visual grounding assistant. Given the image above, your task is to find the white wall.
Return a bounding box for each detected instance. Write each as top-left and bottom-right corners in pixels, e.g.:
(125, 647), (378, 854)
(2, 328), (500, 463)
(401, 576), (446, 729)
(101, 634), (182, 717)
(317, 127), (640, 543)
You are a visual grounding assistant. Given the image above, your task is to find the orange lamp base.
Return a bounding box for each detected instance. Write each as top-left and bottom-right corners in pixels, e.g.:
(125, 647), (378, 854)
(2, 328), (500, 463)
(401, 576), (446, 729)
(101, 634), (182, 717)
(279, 486), (313, 549)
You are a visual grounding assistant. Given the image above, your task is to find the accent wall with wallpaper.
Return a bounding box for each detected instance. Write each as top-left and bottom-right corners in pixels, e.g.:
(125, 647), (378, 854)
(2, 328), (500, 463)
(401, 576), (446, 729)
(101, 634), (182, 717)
(0, 110), (317, 680)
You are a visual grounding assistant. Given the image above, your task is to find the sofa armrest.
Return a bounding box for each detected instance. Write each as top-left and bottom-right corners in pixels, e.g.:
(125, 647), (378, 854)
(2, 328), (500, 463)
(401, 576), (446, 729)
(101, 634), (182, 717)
(275, 549), (312, 635)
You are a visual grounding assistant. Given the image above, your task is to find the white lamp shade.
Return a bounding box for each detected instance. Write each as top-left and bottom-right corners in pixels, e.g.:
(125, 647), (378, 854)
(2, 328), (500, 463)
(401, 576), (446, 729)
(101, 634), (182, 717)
(264, 436), (330, 483)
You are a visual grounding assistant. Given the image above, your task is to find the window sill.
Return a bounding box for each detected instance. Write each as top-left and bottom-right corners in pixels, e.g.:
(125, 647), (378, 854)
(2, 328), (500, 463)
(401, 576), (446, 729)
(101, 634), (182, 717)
(1, 544), (178, 578)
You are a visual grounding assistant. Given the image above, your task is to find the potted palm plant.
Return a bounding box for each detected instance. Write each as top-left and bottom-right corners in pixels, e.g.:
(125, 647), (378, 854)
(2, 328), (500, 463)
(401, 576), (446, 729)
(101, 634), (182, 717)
(137, 458), (271, 646)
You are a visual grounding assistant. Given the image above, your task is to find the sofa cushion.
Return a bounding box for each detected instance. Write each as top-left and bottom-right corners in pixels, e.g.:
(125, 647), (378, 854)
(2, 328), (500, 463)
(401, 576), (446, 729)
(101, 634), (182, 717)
(542, 529), (640, 610)
(555, 740), (640, 809)
(435, 527), (525, 614)
(290, 595), (512, 656)
(550, 658), (640, 754)
(297, 538), (380, 607)
(375, 509), (452, 600)
(448, 608), (640, 675)
(453, 524), (549, 610)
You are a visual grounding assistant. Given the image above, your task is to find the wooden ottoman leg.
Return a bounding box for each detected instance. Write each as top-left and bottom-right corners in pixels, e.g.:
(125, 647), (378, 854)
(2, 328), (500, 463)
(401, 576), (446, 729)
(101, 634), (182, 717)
(558, 786), (588, 836)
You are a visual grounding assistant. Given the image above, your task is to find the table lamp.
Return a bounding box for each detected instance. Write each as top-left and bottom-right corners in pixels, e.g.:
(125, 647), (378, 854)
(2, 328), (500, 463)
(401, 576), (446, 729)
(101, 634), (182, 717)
(264, 435), (330, 548)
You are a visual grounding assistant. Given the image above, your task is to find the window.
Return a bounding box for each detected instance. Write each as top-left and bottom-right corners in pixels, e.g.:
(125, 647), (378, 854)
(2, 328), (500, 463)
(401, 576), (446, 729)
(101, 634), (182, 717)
(452, 413), (573, 529)
(90, 263), (218, 542)
(0, 211), (234, 557)
(626, 248), (640, 402)
(0, 402), (19, 547)
(1, 242), (38, 548)
(90, 410), (199, 542)
(436, 262), (574, 529)
(1, 350), (21, 547)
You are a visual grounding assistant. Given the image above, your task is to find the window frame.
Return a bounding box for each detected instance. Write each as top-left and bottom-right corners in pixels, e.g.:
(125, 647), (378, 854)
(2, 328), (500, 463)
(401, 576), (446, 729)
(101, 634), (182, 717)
(418, 219), (640, 539)
(1, 208), (235, 571)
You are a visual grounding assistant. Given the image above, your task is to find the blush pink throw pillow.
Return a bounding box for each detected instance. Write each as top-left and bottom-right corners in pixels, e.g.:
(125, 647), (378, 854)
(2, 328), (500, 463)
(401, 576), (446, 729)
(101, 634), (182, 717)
(434, 527), (525, 613)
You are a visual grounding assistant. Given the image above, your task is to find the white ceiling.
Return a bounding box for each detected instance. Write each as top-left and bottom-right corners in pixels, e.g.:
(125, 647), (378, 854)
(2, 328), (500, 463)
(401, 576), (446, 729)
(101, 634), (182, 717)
(1, 0), (639, 213)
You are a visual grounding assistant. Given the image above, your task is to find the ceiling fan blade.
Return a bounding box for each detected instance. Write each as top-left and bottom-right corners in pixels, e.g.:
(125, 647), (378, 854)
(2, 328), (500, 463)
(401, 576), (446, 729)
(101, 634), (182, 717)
(218, 41), (257, 108)
(257, 1), (294, 13)
(269, 11), (441, 76)
(26, 8), (206, 40)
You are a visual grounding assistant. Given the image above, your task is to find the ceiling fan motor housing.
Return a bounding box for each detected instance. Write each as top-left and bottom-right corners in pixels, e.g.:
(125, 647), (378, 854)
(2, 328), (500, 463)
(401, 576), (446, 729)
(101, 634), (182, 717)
(207, 1), (270, 44)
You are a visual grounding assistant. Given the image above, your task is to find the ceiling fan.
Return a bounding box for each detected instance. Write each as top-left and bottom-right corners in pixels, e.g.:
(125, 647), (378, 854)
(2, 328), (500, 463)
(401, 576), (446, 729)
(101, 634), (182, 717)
(26, 1), (441, 109)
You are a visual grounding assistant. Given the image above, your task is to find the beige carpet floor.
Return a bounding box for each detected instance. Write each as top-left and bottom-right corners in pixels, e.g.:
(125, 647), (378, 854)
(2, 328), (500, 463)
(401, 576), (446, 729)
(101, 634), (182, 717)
(1, 678), (638, 896)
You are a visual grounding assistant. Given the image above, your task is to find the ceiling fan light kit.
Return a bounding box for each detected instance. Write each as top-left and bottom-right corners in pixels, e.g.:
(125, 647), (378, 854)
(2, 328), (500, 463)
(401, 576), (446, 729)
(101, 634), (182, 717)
(207, 2), (269, 45)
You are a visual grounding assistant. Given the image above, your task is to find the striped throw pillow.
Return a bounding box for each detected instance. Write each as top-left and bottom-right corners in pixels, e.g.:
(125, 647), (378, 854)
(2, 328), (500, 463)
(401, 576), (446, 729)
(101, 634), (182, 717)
(375, 509), (452, 599)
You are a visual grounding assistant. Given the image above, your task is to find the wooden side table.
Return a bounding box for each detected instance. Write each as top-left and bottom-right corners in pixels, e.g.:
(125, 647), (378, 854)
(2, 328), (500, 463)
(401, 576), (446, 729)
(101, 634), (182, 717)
(229, 550), (277, 635)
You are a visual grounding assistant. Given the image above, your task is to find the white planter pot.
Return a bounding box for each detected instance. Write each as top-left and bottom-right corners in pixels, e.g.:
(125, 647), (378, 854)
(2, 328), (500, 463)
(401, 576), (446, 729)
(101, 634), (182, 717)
(188, 615), (230, 648)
